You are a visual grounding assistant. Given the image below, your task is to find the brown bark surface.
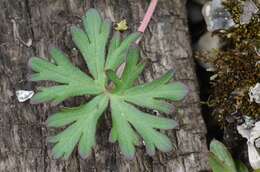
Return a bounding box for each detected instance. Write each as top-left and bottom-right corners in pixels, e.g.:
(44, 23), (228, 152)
(0, 0), (209, 171)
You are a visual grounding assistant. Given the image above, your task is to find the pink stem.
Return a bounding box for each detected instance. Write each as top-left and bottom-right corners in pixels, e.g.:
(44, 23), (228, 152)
(138, 0), (158, 33)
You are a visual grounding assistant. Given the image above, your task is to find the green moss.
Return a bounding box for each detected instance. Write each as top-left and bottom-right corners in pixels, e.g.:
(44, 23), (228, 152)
(223, 0), (243, 23)
(221, 0), (260, 50)
(209, 50), (259, 124)
(200, 0), (260, 125)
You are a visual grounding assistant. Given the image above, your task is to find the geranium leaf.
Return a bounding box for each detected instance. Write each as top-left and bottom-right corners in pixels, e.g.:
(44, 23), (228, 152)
(29, 8), (187, 160)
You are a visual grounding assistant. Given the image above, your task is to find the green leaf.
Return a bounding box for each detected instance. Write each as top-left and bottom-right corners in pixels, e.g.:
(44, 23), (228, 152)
(107, 31), (120, 58)
(105, 32), (141, 70)
(48, 95), (109, 159)
(209, 153), (233, 172)
(71, 8), (111, 84)
(209, 139), (237, 172)
(110, 96), (177, 157)
(123, 71), (188, 113)
(119, 46), (145, 90)
(106, 46), (145, 92)
(30, 8), (187, 160)
(110, 102), (139, 158)
(29, 48), (103, 104)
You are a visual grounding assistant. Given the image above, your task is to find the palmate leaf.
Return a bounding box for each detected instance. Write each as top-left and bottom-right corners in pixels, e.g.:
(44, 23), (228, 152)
(29, 8), (188, 159)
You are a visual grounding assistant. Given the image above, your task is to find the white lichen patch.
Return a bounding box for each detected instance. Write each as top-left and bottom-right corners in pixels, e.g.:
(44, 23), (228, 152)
(237, 121), (260, 169)
(249, 83), (260, 104)
(16, 90), (34, 102)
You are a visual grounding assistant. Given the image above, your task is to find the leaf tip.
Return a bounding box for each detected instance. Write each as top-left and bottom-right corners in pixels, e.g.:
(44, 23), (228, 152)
(168, 69), (175, 77)
(146, 146), (156, 156)
(159, 144), (173, 153)
(168, 119), (178, 129)
(78, 149), (91, 159)
(52, 151), (65, 160)
(123, 153), (135, 160)
(46, 117), (54, 127)
(109, 132), (117, 143)
(30, 97), (41, 105)
(86, 8), (100, 15)
(70, 26), (81, 38)
(175, 82), (189, 100)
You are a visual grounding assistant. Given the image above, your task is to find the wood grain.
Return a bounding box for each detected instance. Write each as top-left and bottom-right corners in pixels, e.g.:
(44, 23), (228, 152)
(0, 0), (209, 171)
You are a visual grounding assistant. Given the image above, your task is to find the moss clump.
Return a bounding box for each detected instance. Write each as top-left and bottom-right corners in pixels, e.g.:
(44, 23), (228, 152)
(223, 0), (243, 23)
(197, 0), (260, 125)
(221, 0), (260, 50)
(209, 49), (260, 123)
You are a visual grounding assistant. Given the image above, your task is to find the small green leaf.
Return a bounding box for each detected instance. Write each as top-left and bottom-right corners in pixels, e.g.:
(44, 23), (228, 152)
(209, 140), (237, 172)
(209, 152), (233, 172)
(83, 9), (102, 41)
(105, 32), (141, 70)
(120, 46), (145, 90)
(107, 32), (121, 58)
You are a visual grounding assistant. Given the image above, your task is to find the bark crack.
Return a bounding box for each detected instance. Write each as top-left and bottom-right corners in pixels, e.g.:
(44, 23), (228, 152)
(24, 0), (48, 171)
(24, 0), (36, 54)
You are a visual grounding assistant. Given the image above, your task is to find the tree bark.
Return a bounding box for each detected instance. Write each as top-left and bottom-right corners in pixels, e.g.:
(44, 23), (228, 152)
(0, 0), (209, 171)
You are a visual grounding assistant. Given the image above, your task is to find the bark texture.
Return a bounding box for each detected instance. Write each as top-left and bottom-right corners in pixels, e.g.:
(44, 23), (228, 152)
(0, 0), (209, 171)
